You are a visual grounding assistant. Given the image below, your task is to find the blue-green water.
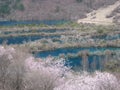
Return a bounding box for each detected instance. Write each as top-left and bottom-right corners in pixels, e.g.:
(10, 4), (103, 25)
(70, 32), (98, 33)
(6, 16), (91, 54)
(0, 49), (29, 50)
(35, 47), (119, 71)
(0, 20), (120, 71)
(36, 47), (119, 58)
(0, 20), (67, 26)
(65, 55), (105, 71)
(0, 35), (60, 44)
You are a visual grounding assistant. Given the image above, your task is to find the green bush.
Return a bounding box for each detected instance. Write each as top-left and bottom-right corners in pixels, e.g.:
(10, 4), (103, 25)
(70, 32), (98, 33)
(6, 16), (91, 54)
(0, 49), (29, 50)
(13, 3), (25, 11)
(76, 0), (83, 3)
(0, 4), (10, 15)
(0, 0), (24, 16)
(97, 29), (104, 34)
(105, 60), (120, 72)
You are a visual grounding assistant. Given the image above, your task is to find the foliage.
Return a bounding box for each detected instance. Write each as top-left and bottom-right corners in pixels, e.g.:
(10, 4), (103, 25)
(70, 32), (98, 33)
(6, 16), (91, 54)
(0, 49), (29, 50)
(96, 26), (104, 34)
(0, 46), (66, 90)
(105, 60), (120, 72)
(0, 3), (10, 16)
(55, 6), (60, 13)
(13, 3), (25, 11)
(0, 0), (24, 16)
(54, 72), (120, 90)
(76, 0), (83, 3)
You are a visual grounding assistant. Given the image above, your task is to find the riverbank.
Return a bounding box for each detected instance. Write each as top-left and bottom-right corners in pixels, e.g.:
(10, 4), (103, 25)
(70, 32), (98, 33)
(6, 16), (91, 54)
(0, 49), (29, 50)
(0, 22), (119, 53)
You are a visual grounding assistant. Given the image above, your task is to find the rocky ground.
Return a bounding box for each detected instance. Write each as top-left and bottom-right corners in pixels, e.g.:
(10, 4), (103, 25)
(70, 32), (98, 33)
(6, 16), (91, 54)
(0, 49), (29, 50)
(78, 0), (120, 25)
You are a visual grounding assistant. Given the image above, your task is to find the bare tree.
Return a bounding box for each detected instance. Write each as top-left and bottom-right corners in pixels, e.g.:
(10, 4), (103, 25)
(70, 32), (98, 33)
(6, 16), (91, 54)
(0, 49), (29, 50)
(0, 46), (64, 90)
(25, 70), (58, 90)
(24, 59), (64, 90)
(0, 54), (11, 90)
(0, 46), (29, 90)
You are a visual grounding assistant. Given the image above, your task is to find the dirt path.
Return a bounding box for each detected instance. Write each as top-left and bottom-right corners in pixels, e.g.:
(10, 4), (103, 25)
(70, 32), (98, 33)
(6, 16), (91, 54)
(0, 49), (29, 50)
(77, 0), (120, 25)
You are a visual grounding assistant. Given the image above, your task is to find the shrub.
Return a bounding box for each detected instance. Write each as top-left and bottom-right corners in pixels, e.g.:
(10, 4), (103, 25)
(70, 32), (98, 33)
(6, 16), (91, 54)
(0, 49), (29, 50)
(0, 46), (28, 90)
(0, 46), (66, 90)
(13, 3), (25, 11)
(54, 72), (120, 90)
(76, 0), (83, 3)
(0, 0), (24, 16)
(0, 46), (120, 90)
(105, 60), (120, 72)
(0, 4), (10, 15)
(97, 29), (104, 34)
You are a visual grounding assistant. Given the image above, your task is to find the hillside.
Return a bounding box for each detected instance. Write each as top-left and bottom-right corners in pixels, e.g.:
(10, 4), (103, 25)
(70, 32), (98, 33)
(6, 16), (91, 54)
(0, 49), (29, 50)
(0, 0), (118, 21)
(77, 0), (120, 25)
